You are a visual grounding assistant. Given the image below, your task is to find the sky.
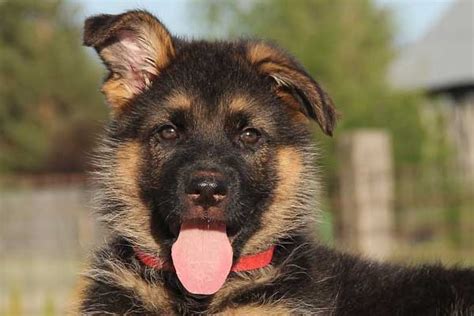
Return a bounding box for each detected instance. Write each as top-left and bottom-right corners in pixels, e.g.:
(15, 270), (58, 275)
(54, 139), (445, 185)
(376, 0), (454, 45)
(72, 0), (456, 45)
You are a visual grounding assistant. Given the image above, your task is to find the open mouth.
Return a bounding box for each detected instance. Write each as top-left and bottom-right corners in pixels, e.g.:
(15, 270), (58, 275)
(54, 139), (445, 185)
(171, 219), (233, 295)
(168, 217), (240, 239)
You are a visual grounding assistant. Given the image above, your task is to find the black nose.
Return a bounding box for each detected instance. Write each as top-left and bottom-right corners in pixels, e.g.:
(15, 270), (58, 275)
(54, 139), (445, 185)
(185, 171), (228, 207)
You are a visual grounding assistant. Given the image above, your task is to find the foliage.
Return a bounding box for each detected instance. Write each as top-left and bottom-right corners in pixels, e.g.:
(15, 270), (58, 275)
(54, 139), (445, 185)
(0, 0), (106, 173)
(200, 0), (426, 191)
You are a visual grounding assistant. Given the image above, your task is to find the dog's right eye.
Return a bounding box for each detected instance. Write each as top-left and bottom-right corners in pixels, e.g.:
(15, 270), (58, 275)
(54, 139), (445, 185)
(239, 128), (261, 146)
(158, 125), (179, 142)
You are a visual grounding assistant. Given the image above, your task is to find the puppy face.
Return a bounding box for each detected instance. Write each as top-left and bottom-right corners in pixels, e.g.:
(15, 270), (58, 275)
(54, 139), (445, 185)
(85, 11), (336, 258)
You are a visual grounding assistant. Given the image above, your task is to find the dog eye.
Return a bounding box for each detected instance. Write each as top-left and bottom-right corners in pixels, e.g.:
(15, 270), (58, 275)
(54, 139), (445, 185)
(158, 125), (179, 141)
(240, 128), (261, 145)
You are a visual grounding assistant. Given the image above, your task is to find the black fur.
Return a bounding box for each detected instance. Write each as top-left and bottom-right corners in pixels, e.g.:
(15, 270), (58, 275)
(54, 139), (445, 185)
(78, 10), (474, 315)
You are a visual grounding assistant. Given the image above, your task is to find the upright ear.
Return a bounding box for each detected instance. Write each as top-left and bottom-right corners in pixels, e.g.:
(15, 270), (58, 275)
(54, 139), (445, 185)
(83, 10), (175, 110)
(246, 41), (337, 136)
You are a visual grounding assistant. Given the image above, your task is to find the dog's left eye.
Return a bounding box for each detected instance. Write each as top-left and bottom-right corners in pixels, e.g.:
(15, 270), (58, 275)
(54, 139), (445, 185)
(158, 125), (179, 141)
(240, 128), (261, 145)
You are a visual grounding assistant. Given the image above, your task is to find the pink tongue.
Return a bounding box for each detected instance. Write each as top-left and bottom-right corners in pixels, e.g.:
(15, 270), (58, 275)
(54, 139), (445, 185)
(171, 221), (233, 295)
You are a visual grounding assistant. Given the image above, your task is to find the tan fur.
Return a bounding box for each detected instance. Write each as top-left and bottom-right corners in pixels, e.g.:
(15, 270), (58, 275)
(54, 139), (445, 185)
(228, 95), (252, 113)
(241, 147), (307, 255)
(68, 271), (93, 315)
(247, 42), (289, 67)
(209, 266), (281, 312)
(275, 89), (311, 124)
(105, 264), (172, 313)
(102, 75), (136, 111)
(102, 141), (159, 252)
(220, 304), (291, 315)
(143, 13), (176, 70)
(225, 94), (278, 134)
(165, 90), (193, 110)
(84, 256), (173, 313)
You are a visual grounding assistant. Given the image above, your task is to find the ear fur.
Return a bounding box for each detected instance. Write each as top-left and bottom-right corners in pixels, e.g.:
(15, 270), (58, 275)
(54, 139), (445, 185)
(83, 10), (175, 110)
(246, 41), (337, 136)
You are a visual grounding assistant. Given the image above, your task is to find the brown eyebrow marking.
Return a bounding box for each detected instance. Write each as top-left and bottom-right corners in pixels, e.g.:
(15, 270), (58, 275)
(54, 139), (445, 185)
(223, 94), (280, 135)
(163, 90), (193, 110)
(227, 94), (252, 113)
(226, 91), (308, 127)
(246, 41), (286, 66)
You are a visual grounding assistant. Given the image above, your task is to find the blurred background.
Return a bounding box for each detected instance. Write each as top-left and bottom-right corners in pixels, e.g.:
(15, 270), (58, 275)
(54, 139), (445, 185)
(0, 0), (473, 314)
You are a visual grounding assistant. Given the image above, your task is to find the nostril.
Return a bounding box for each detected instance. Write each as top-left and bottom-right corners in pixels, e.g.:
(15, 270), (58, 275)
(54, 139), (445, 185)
(185, 173), (228, 206)
(213, 194), (226, 204)
(188, 193), (201, 202)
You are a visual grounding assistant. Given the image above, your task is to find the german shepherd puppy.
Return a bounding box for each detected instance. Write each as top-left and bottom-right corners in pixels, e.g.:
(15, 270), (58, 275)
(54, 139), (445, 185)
(78, 10), (474, 315)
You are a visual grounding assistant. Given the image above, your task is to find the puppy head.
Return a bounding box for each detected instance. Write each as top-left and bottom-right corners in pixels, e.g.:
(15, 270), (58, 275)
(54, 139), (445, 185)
(85, 11), (336, 258)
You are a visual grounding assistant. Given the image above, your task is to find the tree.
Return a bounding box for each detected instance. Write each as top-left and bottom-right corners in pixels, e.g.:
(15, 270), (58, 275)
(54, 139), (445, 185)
(0, 0), (106, 173)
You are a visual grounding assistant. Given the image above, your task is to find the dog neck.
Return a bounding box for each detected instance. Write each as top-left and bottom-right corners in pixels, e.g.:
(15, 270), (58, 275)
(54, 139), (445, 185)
(134, 245), (275, 272)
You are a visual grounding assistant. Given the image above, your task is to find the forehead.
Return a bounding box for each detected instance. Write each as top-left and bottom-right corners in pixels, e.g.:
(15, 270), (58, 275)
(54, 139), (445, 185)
(159, 41), (273, 104)
(145, 89), (279, 130)
(139, 42), (282, 126)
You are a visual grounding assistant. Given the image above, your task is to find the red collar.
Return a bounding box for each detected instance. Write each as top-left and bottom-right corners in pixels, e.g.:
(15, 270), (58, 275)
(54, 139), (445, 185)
(135, 246), (275, 272)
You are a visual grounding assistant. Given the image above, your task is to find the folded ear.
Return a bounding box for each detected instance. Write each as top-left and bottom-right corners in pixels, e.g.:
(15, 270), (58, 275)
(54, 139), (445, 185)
(83, 10), (175, 110)
(246, 41), (337, 136)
